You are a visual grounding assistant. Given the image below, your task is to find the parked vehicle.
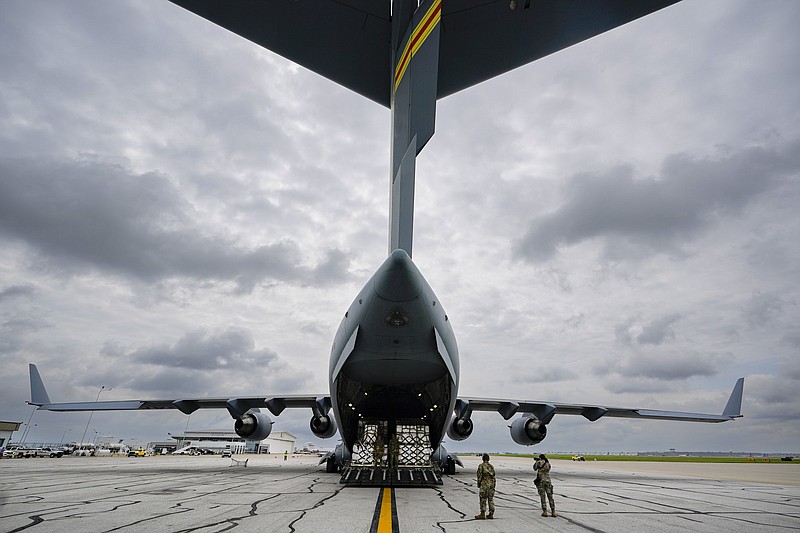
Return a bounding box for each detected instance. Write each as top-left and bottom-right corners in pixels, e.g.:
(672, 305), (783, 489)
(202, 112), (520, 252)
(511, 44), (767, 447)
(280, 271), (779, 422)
(2, 447), (22, 458)
(127, 449), (147, 457)
(72, 444), (96, 457)
(35, 447), (64, 458)
(221, 449), (232, 458)
(11, 447), (37, 458)
(172, 445), (199, 455)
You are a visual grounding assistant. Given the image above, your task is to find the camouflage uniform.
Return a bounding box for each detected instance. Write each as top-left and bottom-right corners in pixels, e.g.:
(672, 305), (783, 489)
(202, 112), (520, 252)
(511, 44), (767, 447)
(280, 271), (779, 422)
(373, 435), (384, 467)
(534, 458), (555, 516)
(476, 458), (496, 517)
(388, 435), (400, 469)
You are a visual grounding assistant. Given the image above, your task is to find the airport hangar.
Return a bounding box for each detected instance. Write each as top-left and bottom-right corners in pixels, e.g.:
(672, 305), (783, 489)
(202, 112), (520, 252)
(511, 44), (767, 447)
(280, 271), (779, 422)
(0, 421), (22, 449)
(167, 429), (297, 454)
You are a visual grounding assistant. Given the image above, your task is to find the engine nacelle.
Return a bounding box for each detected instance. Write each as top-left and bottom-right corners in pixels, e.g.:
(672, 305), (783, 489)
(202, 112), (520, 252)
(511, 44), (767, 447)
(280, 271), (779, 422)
(446, 415), (474, 441)
(234, 410), (273, 440)
(510, 415), (547, 446)
(309, 414), (337, 439)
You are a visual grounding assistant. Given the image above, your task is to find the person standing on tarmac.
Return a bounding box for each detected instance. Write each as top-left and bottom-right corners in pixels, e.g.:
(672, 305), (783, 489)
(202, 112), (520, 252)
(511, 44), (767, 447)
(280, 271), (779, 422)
(534, 453), (556, 517)
(475, 453), (496, 520)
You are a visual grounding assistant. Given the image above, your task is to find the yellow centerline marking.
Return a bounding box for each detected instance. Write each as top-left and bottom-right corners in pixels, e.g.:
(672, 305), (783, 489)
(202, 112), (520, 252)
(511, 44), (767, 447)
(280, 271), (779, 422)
(377, 487), (393, 532)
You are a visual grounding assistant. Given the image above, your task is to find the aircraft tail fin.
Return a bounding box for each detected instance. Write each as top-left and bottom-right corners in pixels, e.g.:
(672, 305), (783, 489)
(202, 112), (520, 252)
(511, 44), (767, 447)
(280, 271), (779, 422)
(722, 377), (744, 418)
(28, 363), (51, 406)
(389, 0), (442, 257)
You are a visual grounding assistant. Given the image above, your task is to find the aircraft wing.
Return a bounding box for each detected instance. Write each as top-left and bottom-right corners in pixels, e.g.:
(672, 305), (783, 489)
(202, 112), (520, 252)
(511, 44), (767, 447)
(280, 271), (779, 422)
(167, 0), (391, 106)
(436, 0), (682, 99)
(27, 363), (330, 419)
(457, 377), (745, 423)
(167, 0), (682, 108)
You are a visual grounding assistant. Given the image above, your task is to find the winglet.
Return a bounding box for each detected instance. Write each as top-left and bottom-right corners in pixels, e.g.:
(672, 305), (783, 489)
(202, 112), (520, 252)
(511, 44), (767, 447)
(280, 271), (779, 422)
(722, 377), (745, 418)
(28, 363), (51, 406)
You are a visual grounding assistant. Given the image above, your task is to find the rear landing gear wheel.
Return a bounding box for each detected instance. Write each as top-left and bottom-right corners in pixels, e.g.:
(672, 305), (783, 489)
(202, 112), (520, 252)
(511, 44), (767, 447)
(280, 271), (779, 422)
(326, 457), (337, 473)
(446, 458), (456, 475)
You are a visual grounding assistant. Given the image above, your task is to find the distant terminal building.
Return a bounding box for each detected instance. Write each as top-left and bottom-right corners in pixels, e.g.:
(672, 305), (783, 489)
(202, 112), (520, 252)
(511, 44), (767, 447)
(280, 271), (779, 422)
(147, 441), (178, 454)
(0, 421), (22, 449)
(170, 429), (297, 454)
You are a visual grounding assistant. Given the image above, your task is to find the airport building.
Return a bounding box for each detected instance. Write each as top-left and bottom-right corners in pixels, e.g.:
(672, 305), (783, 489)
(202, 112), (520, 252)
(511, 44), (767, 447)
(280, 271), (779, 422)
(169, 429), (297, 454)
(0, 421), (22, 449)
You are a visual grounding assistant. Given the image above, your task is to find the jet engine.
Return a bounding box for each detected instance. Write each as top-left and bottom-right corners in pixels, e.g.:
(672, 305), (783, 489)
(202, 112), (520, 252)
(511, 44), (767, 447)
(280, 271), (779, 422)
(309, 414), (337, 439)
(446, 415), (474, 441)
(234, 409), (273, 440)
(510, 415), (547, 445)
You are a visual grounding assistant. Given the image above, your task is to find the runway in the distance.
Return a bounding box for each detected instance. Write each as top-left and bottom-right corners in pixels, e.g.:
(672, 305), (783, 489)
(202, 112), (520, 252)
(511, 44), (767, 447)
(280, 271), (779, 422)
(1, 454), (798, 532)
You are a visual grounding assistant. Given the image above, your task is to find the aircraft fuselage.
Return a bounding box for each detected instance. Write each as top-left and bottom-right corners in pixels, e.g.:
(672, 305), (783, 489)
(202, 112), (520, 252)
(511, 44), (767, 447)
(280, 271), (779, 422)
(329, 249), (459, 452)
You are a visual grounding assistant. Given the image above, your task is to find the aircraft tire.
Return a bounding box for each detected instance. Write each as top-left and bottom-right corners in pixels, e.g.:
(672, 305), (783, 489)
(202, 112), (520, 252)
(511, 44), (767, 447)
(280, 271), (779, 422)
(325, 458), (337, 473)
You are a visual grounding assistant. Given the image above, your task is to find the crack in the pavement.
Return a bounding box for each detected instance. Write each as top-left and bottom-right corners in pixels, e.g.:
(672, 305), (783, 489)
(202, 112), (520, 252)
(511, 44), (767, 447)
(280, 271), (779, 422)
(432, 485), (466, 533)
(287, 485), (344, 533)
(170, 494), (282, 533)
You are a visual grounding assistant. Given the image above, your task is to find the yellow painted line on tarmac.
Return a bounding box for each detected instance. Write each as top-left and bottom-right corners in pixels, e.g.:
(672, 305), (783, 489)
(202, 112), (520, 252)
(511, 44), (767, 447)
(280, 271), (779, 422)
(378, 487), (393, 532)
(371, 487), (399, 533)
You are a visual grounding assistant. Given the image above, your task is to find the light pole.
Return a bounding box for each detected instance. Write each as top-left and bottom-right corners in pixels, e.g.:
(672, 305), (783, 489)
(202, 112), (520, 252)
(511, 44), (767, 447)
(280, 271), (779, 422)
(79, 386), (111, 448)
(60, 428), (72, 445)
(21, 423), (38, 445)
(19, 406), (36, 444)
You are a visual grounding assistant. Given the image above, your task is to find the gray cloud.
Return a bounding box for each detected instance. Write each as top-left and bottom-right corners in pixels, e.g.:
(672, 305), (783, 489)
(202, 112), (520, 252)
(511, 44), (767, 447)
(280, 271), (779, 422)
(619, 351), (720, 380)
(513, 139), (800, 262)
(615, 314), (683, 346)
(0, 156), (353, 292)
(614, 317), (638, 345)
(636, 314), (683, 345)
(511, 367), (576, 384)
(125, 328), (279, 371)
(604, 377), (672, 395)
(80, 328), (312, 398)
(0, 284), (36, 302)
(781, 355), (800, 381)
(743, 291), (795, 328)
(743, 375), (800, 422)
(0, 317), (44, 355)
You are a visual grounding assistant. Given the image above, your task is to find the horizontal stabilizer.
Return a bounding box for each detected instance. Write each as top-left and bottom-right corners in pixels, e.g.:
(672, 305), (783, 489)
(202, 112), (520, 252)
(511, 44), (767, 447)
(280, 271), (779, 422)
(168, 1), (683, 107)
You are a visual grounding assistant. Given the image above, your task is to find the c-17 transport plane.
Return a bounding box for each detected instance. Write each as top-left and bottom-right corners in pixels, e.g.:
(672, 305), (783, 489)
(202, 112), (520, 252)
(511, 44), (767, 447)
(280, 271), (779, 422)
(28, 0), (744, 484)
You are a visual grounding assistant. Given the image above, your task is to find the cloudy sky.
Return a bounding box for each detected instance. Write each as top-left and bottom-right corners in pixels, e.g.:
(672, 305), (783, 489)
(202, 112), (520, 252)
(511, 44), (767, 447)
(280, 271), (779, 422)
(1, 0), (798, 454)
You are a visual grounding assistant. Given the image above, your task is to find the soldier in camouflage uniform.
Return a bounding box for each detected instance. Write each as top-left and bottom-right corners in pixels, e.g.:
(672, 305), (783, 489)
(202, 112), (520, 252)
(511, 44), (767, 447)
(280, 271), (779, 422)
(373, 434), (384, 468)
(533, 453), (556, 517)
(475, 453), (496, 519)
(388, 434), (400, 469)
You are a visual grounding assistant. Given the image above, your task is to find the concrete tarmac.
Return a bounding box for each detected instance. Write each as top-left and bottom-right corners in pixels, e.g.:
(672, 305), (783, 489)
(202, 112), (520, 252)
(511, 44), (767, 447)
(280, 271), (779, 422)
(1, 454), (798, 532)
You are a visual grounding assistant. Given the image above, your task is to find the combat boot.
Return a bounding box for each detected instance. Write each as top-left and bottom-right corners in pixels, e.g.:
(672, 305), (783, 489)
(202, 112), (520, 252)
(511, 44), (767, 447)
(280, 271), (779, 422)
(551, 510), (557, 518)
(487, 512), (494, 519)
(541, 510), (548, 517)
(474, 512), (486, 520)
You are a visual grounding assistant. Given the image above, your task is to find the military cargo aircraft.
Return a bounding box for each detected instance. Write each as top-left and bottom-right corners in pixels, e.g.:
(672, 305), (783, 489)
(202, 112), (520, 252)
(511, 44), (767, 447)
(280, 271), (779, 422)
(28, 0), (744, 479)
